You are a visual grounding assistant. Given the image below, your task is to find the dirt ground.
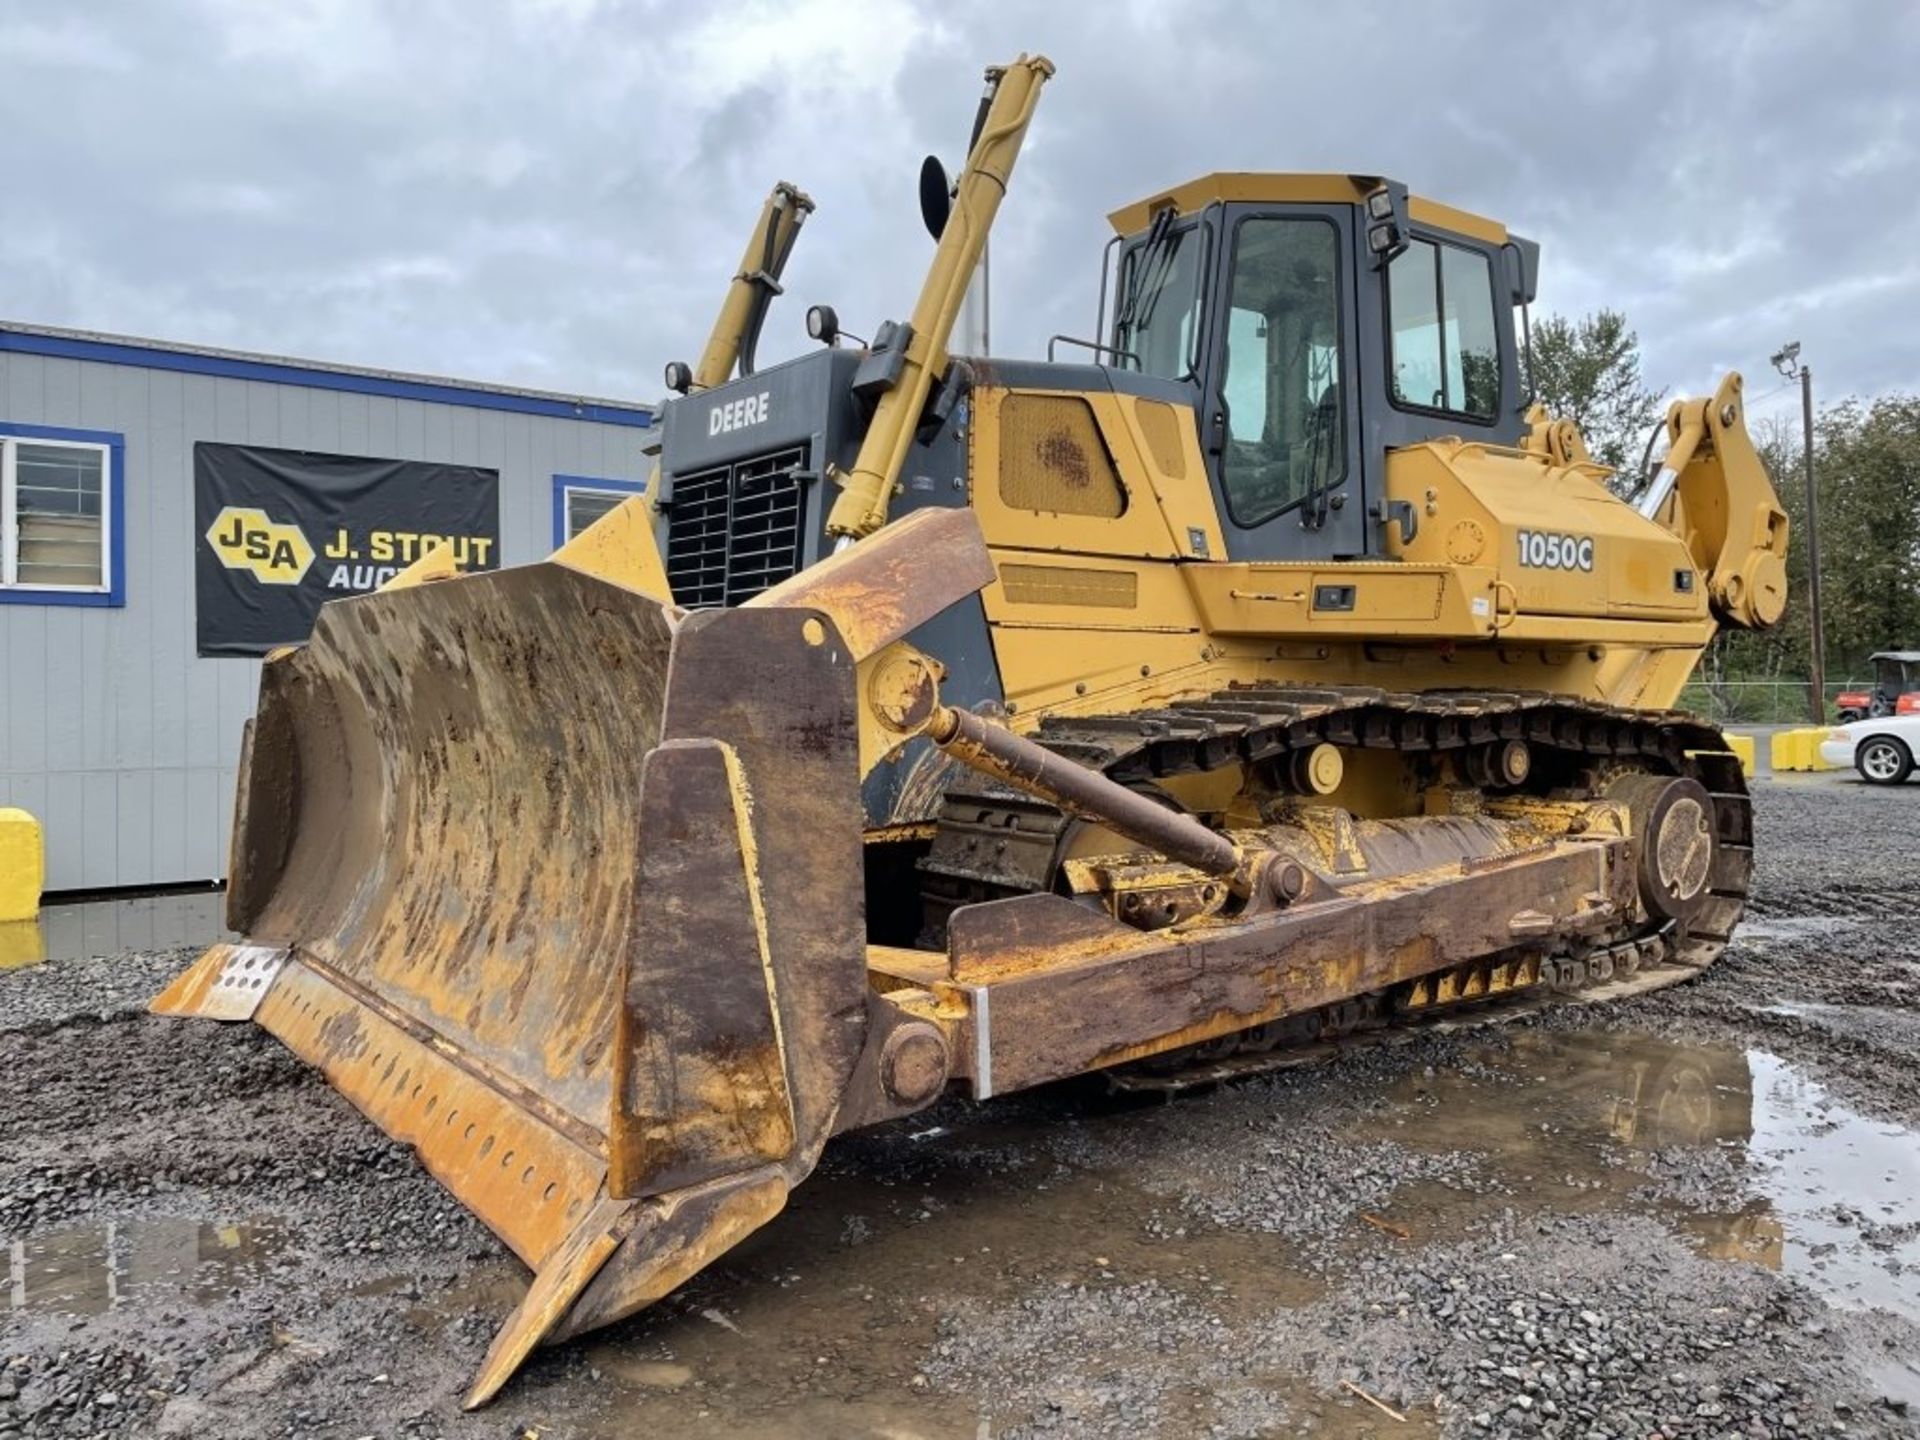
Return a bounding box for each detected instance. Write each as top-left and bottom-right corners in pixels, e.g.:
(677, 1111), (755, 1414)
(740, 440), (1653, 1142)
(4, 773), (1919, 1439)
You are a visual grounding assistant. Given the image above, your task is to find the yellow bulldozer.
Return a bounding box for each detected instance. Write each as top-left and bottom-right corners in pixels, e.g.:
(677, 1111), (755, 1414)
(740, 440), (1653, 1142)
(155, 54), (1789, 1407)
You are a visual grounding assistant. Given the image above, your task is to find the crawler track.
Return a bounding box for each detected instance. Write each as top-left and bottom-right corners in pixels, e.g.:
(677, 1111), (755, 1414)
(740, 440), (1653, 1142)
(917, 685), (1752, 1089)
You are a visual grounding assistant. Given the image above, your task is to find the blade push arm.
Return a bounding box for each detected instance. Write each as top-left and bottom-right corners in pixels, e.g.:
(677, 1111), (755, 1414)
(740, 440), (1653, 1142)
(749, 504), (1294, 902)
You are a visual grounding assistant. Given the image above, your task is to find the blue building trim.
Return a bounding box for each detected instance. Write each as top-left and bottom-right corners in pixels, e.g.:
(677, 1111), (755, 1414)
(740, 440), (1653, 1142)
(0, 421), (127, 609)
(0, 328), (655, 430)
(551, 473), (649, 548)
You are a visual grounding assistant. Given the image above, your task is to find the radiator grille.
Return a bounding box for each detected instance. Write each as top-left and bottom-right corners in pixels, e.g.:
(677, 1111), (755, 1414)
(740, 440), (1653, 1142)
(664, 444), (809, 607)
(999, 563), (1139, 608)
(998, 394), (1126, 517)
(1133, 400), (1188, 479)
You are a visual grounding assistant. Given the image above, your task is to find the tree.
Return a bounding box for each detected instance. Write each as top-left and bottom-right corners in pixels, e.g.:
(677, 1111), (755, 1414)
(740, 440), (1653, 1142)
(1703, 394), (1920, 704)
(1812, 395), (1920, 676)
(1525, 310), (1665, 474)
(1707, 415), (1808, 705)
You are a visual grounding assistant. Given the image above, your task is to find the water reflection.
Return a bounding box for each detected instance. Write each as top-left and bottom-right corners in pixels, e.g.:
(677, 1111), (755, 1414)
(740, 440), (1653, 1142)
(7, 1217), (283, 1315)
(0, 889), (231, 970)
(1380, 1030), (1920, 1322)
(1745, 1050), (1920, 1322)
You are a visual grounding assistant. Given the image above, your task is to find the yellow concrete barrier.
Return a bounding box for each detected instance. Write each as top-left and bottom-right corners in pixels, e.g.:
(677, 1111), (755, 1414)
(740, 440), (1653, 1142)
(1768, 728), (1834, 773)
(1767, 730), (1796, 771)
(1725, 733), (1756, 776)
(0, 920), (44, 970)
(0, 807), (45, 922)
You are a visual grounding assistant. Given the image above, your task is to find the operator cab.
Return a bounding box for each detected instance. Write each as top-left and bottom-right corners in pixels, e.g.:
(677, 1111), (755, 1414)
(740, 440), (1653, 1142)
(1104, 173), (1539, 562)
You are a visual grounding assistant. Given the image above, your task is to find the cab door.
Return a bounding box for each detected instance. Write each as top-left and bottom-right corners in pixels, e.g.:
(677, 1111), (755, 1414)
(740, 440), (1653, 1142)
(1198, 205), (1368, 562)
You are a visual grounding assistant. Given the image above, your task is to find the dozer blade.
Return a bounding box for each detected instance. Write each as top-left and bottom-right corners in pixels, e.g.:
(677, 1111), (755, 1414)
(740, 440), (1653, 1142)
(153, 562), (869, 1408)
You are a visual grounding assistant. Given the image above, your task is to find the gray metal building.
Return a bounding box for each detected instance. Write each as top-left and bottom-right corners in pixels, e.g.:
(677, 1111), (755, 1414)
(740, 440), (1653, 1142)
(0, 321), (655, 893)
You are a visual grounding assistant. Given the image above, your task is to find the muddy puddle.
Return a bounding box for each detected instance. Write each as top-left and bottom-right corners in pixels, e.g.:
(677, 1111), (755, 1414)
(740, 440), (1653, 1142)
(7, 1217), (284, 1316)
(1362, 1030), (1920, 1323)
(373, 1027), (1920, 1436)
(15, 1026), (1907, 1436)
(296, 1027), (1920, 1437)
(409, 1107), (1332, 1438)
(0, 888), (230, 970)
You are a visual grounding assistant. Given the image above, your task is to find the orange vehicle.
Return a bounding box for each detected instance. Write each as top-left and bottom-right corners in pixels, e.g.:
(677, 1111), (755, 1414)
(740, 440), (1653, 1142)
(1835, 651), (1920, 721)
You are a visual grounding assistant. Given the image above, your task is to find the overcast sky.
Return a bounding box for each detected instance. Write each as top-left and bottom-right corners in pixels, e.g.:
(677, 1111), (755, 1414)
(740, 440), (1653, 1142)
(3, 0), (1915, 430)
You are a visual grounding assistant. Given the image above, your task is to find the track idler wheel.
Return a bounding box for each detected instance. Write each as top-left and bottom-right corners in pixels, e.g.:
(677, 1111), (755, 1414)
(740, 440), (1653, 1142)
(1606, 773), (1718, 924)
(1464, 739), (1531, 789)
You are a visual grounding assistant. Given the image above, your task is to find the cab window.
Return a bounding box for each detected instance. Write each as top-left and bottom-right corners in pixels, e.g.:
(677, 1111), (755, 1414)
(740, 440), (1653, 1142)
(1217, 216), (1345, 527)
(1113, 221), (1205, 381)
(1387, 236), (1500, 420)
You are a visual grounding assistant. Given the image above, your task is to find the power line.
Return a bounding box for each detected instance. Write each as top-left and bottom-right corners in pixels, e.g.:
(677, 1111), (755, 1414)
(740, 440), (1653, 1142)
(1740, 379), (1795, 407)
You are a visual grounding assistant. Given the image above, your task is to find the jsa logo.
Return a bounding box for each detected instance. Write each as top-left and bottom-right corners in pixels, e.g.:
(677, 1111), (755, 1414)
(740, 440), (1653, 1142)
(709, 391), (772, 436)
(205, 506), (316, 585)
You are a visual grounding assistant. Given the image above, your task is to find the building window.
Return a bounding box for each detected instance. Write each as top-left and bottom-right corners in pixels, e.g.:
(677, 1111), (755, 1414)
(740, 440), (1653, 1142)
(1386, 236), (1501, 421)
(550, 474), (648, 548)
(0, 425), (125, 607)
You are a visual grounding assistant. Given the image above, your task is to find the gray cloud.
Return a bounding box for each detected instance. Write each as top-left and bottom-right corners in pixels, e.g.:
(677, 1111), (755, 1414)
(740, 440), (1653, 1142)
(2, 0), (1914, 428)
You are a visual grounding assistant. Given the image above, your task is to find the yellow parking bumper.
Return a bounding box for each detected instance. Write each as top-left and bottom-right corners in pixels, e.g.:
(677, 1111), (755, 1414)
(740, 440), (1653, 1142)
(0, 808), (45, 922)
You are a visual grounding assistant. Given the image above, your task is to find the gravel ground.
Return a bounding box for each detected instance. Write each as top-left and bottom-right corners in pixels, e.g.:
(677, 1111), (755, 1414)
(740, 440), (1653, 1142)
(3, 774), (1919, 1439)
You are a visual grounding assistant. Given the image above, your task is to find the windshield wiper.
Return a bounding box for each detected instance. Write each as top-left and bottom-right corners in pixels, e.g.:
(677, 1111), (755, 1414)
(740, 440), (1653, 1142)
(1114, 210), (1181, 356)
(1300, 393), (1337, 530)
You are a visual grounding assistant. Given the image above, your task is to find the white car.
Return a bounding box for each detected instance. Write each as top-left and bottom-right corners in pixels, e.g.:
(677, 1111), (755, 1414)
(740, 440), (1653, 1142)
(1820, 716), (1920, 784)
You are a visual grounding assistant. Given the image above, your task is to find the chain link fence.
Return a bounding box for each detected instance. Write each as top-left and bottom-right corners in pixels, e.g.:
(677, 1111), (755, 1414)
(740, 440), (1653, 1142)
(1675, 677), (1860, 726)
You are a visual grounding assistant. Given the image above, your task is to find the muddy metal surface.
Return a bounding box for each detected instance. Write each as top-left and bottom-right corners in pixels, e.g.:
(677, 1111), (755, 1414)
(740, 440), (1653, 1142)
(4, 775), (1919, 1438)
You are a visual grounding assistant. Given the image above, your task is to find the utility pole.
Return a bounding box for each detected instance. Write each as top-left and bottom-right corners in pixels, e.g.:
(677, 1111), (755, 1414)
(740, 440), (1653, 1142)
(1771, 342), (1824, 723)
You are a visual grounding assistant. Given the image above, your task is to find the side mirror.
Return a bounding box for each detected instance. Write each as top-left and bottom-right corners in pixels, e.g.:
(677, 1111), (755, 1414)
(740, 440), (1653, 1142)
(1503, 236), (1541, 306)
(918, 155), (953, 240)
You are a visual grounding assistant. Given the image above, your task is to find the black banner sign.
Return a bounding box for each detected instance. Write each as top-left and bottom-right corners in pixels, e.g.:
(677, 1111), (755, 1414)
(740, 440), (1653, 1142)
(195, 443), (500, 657)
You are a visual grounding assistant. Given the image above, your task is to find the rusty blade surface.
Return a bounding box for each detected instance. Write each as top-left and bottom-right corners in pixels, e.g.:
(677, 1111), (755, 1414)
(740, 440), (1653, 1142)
(638, 605), (869, 1172)
(742, 506), (995, 661)
(205, 561), (677, 1266)
(280, 953), (612, 1266)
(610, 738), (796, 1198)
(257, 563), (671, 1126)
(157, 568), (877, 1408)
(151, 942), (288, 1022)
